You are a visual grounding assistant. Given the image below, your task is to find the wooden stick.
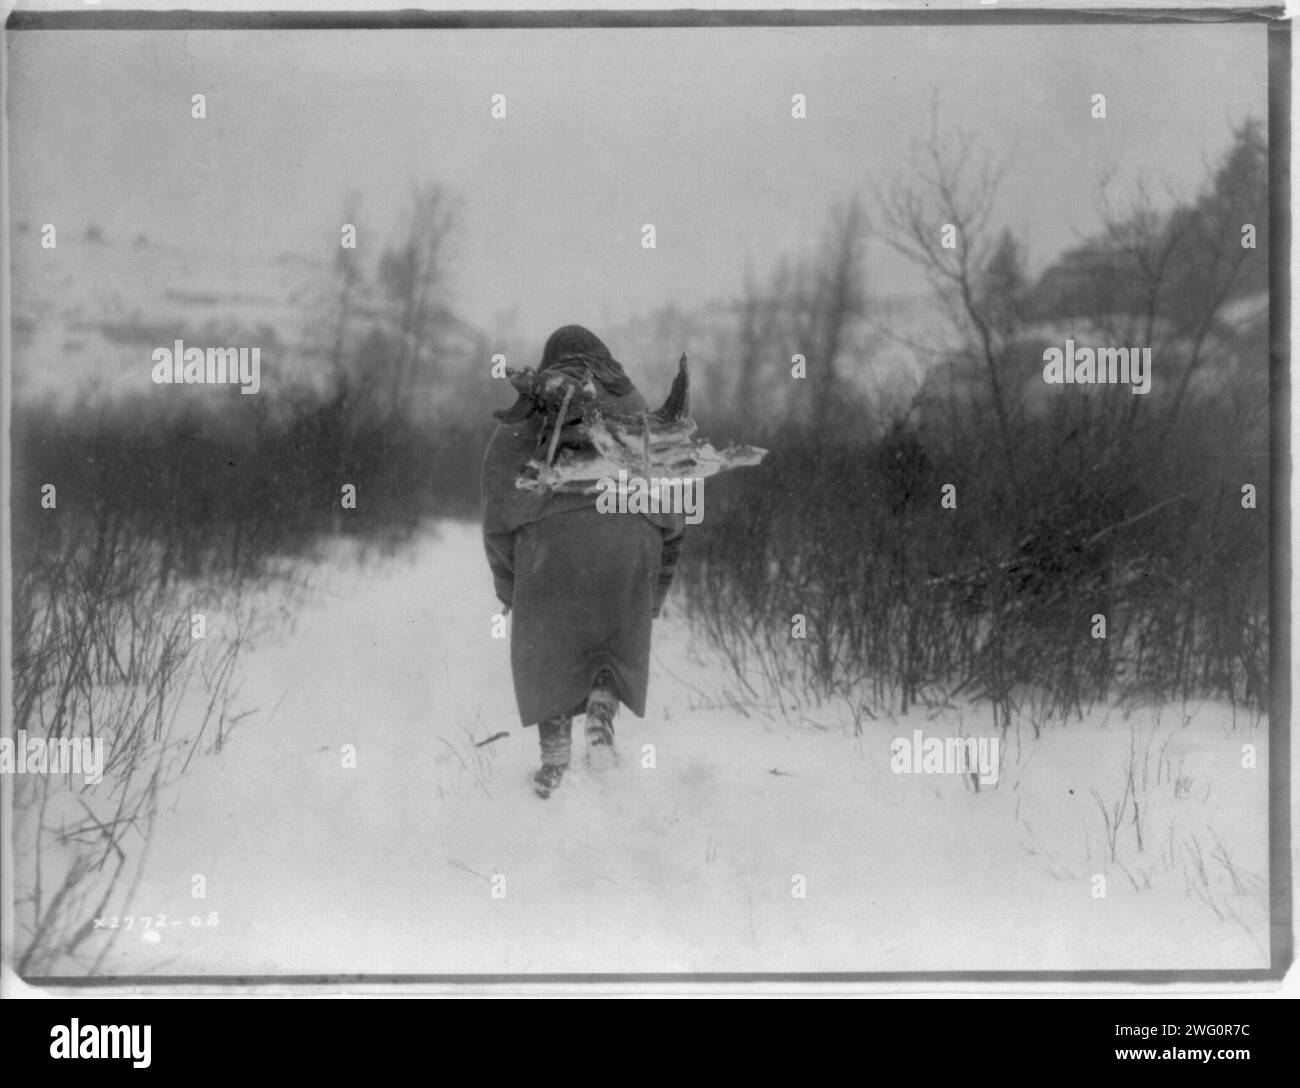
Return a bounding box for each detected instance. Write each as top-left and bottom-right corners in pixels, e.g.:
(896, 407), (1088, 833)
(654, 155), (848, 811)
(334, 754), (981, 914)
(545, 383), (575, 468)
(1083, 493), (1188, 548)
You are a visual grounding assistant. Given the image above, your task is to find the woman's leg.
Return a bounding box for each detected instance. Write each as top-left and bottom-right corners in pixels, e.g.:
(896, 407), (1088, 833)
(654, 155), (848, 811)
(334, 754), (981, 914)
(538, 714), (572, 766)
(534, 714), (572, 797)
(585, 670), (619, 759)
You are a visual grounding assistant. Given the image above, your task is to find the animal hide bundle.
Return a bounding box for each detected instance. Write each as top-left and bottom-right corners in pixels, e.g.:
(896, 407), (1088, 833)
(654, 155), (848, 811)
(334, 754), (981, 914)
(498, 354), (767, 495)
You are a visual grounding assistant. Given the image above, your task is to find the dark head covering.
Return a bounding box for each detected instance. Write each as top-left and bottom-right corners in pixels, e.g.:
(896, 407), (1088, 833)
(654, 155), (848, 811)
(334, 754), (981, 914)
(538, 325), (635, 398)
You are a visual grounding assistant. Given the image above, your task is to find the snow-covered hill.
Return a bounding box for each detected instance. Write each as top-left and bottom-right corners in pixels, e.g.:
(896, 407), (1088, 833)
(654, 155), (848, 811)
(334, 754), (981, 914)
(12, 229), (323, 407)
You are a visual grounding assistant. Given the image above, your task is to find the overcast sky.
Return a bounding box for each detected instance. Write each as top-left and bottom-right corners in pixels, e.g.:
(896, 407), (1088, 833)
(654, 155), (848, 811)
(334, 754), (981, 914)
(8, 24), (1268, 336)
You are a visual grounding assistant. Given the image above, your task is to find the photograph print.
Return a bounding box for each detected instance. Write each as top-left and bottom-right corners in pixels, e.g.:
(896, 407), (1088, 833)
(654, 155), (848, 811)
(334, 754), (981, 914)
(3, 12), (1283, 982)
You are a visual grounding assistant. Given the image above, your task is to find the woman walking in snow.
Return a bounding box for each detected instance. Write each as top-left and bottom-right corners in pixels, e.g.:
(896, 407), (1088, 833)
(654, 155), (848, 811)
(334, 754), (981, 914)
(481, 326), (686, 797)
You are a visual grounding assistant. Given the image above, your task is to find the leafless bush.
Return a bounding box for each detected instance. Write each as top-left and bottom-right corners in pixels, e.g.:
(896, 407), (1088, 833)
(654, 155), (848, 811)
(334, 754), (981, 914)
(679, 118), (1266, 730)
(12, 510), (260, 976)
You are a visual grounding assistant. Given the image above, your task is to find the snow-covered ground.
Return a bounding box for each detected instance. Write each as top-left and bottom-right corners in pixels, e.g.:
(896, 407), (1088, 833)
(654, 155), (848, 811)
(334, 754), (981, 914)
(81, 521), (1269, 977)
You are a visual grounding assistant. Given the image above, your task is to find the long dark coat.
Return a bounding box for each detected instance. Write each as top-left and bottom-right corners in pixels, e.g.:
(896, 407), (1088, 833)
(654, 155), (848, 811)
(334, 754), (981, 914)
(481, 328), (685, 727)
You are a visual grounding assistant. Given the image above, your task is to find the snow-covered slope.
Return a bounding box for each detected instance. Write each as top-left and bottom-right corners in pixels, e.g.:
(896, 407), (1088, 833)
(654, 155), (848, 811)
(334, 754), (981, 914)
(84, 522), (1269, 977)
(12, 231), (323, 407)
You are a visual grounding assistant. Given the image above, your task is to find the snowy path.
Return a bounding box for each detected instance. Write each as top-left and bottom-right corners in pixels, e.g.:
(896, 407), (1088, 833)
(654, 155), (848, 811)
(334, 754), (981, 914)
(92, 522), (1269, 976)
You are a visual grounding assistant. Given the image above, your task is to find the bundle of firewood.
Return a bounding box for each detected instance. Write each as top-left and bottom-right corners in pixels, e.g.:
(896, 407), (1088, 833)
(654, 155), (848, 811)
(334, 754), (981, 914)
(500, 354), (767, 495)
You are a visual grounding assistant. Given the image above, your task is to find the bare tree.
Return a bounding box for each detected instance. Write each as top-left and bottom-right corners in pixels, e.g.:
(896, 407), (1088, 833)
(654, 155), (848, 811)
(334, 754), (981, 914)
(728, 200), (869, 429)
(375, 183), (460, 418)
(877, 116), (1023, 489)
(733, 264), (771, 423)
(801, 197), (870, 429)
(330, 190), (364, 380)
